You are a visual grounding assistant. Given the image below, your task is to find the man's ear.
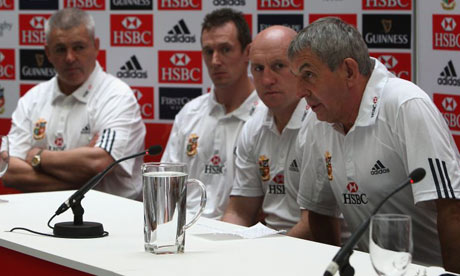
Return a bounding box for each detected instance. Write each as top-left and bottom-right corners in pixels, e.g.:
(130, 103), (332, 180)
(243, 42), (251, 62)
(342, 58), (360, 87)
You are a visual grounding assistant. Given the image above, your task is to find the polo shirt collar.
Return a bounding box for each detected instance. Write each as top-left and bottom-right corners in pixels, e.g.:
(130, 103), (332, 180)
(263, 98), (308, 132)
(52, 62), (102, 104)
(208, 85), (260, 121)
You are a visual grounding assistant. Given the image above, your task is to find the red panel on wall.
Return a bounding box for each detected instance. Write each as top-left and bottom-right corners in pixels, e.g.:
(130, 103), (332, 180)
(143, 123), (173, 162)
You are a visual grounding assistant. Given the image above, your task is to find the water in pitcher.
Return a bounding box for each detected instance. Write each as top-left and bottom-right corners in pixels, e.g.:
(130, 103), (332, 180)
(143, 171), (188, 254)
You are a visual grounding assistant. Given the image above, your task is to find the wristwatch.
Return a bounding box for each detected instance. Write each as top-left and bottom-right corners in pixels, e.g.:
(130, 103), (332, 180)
(31, 148), (44, 170)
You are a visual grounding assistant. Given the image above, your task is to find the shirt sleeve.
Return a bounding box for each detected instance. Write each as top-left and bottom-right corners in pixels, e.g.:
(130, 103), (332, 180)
(297, 115), (341, 217)
(395, 97), (460, 204)
(231, 119), (264, 197)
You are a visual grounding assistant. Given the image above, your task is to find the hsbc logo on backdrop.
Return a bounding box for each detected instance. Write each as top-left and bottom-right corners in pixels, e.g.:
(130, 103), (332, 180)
(158, 0), (202, 10)
(111, 14), (153, 47)
(434, 93), (460, 131)
(20, 49), (55, 80)
(433, 15), (460, 50)
(257, 0), (303, 10)
(111, 0), (152, 10)
(258, 14), (303, 32)
(165, 19), (196, 43)
(132, 86), (154, 119)
(19, 14), (52, 46)
(309, 14), (357, 27)
(370, 52), (411, 80)
(0, 0), (14, 10)
(64, 0), (105, 10)
(159, 51), (202, 84)
(362, 0), (411, 10)
(159, 87), (202, 119)
(0, 49), (15, 80)
(213, 0), (245, 6)
(19, 0), (58, 9)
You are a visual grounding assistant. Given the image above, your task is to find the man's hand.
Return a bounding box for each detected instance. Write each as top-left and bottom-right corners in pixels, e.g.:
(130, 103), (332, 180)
(87, 134), (99, 147)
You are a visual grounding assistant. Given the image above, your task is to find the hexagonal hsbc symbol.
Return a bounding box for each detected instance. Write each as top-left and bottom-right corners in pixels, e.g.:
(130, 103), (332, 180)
(442, 97), (457, 112)
(170, 53), (191, 66)
(441, 17), (457, 32)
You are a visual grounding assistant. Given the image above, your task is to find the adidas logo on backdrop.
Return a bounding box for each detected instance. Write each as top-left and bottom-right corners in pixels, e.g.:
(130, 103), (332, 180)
(438, 60), (460, 86)
(117, 55), (147, 79)
(164, 19), (196, 43)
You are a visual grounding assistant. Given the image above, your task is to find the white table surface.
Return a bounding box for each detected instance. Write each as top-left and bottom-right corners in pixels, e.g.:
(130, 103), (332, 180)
(0, 191), (426, 276)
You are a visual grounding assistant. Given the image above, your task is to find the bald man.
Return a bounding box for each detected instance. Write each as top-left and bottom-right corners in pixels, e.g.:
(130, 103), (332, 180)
(222, 26), (311, 238)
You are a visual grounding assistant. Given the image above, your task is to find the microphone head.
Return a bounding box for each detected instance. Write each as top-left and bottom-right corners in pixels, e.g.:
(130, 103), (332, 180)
(409, 168), (426, 184)
(147, 145), (163, 156)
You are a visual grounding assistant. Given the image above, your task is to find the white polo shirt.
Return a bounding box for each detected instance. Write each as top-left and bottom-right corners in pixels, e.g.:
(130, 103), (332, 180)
(8, 62), (146, 200)
(161, 87), (262, 219)
(231, 98), (308, 231)
(297, 58), (460, 266)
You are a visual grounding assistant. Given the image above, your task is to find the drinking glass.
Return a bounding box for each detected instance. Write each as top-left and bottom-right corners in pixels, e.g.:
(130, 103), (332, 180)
(370, 214), (413, 276)
(0, 135), (9, 203)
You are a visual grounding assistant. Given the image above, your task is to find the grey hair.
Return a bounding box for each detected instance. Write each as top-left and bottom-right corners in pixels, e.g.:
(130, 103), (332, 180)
(45, 8), (95, 44)
(288, 17), (372, 76)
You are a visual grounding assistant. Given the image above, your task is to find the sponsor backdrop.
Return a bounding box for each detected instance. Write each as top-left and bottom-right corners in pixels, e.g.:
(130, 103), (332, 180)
(1, 0), (455, 167)
(417, 1), (460, 146)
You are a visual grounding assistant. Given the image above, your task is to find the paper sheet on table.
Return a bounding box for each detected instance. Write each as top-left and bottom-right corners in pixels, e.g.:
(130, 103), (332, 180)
(197, 222), (286, 239)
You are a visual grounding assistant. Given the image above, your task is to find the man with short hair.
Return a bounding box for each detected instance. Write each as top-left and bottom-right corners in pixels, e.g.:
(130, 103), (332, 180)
(222, 26), (310, 237)
(289, 17), (460, 271)
(162, 8), (262, 219)
(3, 8), (145, 200)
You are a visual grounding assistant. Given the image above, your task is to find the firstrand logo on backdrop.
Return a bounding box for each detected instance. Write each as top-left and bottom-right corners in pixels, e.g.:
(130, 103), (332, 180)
(433, 93), (460, 131)
(110, 0), (152, 10)
(117, 55), (148, 79)
(158, 0), (202, 10)
(362, 14), (411, 49)
(257, 14), (303, 32)
(362, 0), (411, 10)
(19, 0), (58, 9)
(20, 49), (55, 81)
(257, 0), (303, 10)
(0, 49), (15, 80)
(64, 0), (105, 10)
(158, 51), (202, 84)
(370, 52), (411, 80)
(0, 0), (14, 9)
(159, 87), (202, 120)
(111, 14), (153, 47)
(213, 0), (245, 6)
(132, 86), (154, 119)
(165, 19), (195, 43)
(433, 15), (460, 51)
(19, 14), (52, 46)
(438, 60), (460, 86)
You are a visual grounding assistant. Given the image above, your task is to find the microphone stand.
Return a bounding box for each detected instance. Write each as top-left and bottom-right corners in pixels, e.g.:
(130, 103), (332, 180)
(53, 146), (161, 238)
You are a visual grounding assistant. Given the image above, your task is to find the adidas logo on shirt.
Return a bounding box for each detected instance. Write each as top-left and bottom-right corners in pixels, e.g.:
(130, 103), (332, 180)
(370, 160), (390, 175)
(116, 55), (147, 79)
(164, 19), (196, 43)
(81, 123), (91, 134)
(438, 60), (460, 86)
(289, 159), (299, 172)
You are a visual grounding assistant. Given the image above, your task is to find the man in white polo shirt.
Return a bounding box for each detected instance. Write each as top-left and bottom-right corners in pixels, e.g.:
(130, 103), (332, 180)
(289, 17), (460, 271)
(162, 8), (262, 219)
(3, 8), (145, 200)
(222, 26), (311, 237)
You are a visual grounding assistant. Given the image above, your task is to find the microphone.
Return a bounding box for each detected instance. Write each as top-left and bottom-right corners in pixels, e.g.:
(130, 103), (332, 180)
(53, 145), (162, 238)
(323, 168), (426, 276)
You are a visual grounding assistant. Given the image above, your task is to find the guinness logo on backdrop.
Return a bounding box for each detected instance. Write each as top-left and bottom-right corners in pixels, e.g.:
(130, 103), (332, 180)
(110, 0), (152, 10)
(362, 14), (411, 49)
(20, 49), (55, 81)
(19, 0), (58, 10)
(257, 14), (303, 32)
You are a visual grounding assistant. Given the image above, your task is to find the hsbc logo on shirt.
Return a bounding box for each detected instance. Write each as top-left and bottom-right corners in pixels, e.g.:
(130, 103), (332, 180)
(132, 86), (154, 119)
(309, 14), (357, 27)
(362, 0), (411, 10)
(433, 15), (460, 50)
(64, 0), (105, 10)
(434, 93), (460, 131)
(0, 0), (14, 9)
(0, 49), (15, 80)
(370, 52), (411, 81)
(19, 14), (51, 46)
(343, 182), (368, 205)
(157, 0), (202, 10)
(111, 14), (153, 47)
(159, 51), (202, 84)
(257, 0), (303, 10)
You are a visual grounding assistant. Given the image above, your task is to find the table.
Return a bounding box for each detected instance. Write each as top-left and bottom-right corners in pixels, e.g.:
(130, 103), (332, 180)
(0, 191), (423, 276)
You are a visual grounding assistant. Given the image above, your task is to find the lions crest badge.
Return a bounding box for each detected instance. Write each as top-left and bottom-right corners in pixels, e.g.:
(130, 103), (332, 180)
(259, 155), (270, 181)
(325, 151), (333, 181)
(186, 134), (199, 157)
(33, 118), (47, 140)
